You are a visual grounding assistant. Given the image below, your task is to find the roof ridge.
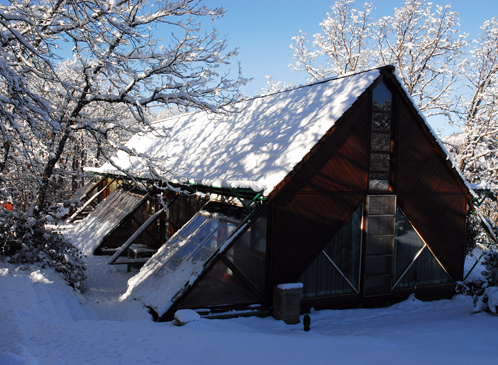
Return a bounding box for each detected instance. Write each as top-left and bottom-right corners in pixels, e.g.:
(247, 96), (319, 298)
(151, 65), (395, 123)
(246, 64), (395, 101)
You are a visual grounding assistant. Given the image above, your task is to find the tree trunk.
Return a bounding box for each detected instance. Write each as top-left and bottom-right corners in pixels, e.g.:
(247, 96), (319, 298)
(0, 140), (10, 173)
(33, 128), (71, 216)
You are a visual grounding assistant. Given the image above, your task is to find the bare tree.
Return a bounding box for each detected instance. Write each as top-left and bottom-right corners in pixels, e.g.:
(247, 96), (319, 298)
(289, 0), (374, 79)
(375, 0), (467, 115)
(289, 0), (467, 116)
(451, 17), (498, 188)
(0, 0), (248, 215)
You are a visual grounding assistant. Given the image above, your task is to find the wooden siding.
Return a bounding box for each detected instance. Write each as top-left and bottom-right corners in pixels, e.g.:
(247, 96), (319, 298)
(394, 84), (468, 281)
(278, 92), (370, 193)
(266, 70), (469, 307)
(272, 193), (364, 285)
(397, 194), (466, 281)
(395, 95), (462, 193)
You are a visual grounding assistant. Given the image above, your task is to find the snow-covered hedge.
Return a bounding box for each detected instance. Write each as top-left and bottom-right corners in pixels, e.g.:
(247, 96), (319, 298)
(0, 209), (86, 288)
(457, 250), (498, 313)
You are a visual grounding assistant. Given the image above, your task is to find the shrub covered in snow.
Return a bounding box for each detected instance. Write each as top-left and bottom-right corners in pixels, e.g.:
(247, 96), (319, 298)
(0, 208), (86, 288)
(464, 210), (498, 257)
(457, 250), (498, 313)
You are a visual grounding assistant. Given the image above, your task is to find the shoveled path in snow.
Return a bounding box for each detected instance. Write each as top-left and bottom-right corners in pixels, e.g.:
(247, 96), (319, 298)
(79, 255), (150, 321)
(1, 255), (498, 365)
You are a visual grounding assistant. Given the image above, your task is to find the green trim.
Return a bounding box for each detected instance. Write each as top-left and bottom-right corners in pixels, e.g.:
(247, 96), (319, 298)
(88, 171), (267, 202)
(230, 187), (264, 214)
(472, 189), (491, 208)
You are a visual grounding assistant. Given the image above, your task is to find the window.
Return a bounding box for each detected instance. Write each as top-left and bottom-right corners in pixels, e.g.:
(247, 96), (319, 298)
(392, 209), (453, 289)
(154, 203), (245, 274)
(370, 81), (394, 191)
(299, 206), (362, 298)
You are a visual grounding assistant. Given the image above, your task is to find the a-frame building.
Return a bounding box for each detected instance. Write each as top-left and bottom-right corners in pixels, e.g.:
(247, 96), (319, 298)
(85, 66), (473, 320)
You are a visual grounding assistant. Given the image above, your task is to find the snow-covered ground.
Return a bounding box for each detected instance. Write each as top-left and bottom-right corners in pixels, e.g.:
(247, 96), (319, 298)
(1, 255), (497, 365)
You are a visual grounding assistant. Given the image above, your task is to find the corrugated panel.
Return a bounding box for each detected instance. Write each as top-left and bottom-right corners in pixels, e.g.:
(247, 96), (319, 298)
(396, 99), (461, 193)
(397, 194), (466, 281)
(272, 193), (365, 285)
(280, 93), (370, 193)
(90, 187), (148, 232)
(72, 177), (100, 201)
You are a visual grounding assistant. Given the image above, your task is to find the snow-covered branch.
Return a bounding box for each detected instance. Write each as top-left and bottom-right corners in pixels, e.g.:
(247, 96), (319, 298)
(0, 0), (248, 215)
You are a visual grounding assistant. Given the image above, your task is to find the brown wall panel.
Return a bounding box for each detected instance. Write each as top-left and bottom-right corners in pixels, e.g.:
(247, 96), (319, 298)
(272, 193), (365, 285)
(396, 99), (462, 193)
(280, 94), (370, 193)
(397, 194), (466, 281)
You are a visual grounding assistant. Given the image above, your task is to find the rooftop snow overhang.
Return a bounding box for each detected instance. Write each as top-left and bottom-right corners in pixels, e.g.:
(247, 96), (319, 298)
(84, 168), (266, 202)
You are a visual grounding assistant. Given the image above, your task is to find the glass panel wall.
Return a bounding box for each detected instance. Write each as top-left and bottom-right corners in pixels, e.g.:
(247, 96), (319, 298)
(393, 209), (453, 289)
(300, 253), (355, 298)
(394, 247), (452, 288)
(175, 259), (261, 309)
(225, 209), (267, 295)
(299, 205), (362, 298)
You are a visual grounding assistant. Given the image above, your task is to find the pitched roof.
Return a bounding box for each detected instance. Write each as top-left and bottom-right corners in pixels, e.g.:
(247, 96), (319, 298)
(88, 69), (381, 196)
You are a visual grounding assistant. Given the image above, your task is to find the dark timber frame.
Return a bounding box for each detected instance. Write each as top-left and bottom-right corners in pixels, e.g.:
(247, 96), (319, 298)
(87, 66), (477, 318)
(265, 66), (469, 311)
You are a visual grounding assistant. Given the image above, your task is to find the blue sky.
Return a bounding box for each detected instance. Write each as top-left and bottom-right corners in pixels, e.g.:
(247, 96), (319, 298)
(2, 0), (494, 133)
(203, 0), (497, 134)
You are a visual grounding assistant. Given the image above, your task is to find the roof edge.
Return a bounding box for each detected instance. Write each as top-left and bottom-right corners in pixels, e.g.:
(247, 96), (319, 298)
(85, 170), (266, 201)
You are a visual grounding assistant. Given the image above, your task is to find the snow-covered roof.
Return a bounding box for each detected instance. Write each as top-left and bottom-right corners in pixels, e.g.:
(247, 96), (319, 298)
(88, 69), (381, 196)
(87, 66), (475, 200)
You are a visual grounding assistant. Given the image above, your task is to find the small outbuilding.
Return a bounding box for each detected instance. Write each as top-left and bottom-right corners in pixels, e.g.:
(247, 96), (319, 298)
(85, 65), (477, 320)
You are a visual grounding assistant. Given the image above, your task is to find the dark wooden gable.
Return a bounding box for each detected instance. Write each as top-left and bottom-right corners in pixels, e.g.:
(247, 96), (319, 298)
(395, 95), (464, 194)
(391, 76), (468, 280)
(269, 69), (470, 287)
(270, 83), (372, 285)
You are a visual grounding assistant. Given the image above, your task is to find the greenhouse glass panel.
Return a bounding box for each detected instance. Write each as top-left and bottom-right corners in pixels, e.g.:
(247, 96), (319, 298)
(166, 242), (198, 271)
(191, 218), (222, 245)
(175, 259), (260, 309)
(178, 215), (209, 239)
(225, 209), (267, 295)
(299, 252), (355, 298)
(394, 247), (452, 289)
(372, 81), (392, 111)
(393, 208), (453, 289)
(298, 206), (362, 297)
(125, 202), (249, 316)
(201, 222), (238, 252)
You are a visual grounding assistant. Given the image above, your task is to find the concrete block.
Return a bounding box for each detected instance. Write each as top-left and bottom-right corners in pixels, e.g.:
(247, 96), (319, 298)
(273, 283), (303, 324)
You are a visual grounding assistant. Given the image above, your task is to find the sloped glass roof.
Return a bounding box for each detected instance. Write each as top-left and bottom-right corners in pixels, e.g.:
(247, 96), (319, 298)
(68, 186), (149, 255)
(72, 176), (101, 202)
(124, 202), (249, 316)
